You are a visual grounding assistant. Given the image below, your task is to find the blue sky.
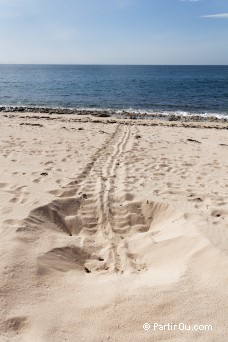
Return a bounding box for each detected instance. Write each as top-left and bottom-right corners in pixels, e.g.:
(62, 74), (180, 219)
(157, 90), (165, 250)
(0, 0), (227, 64)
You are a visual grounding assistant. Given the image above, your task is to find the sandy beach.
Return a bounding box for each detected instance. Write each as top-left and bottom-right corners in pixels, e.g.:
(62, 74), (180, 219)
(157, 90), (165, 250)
(0, 112), (228, 341)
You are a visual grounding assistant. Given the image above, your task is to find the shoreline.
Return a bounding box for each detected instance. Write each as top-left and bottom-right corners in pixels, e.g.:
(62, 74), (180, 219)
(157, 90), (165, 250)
(2, 110), (228, 131)
(1, 105), (228, 123)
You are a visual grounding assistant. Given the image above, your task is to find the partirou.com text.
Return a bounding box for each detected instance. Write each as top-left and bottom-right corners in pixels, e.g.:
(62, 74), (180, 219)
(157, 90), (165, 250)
(143, 323), (213, 332)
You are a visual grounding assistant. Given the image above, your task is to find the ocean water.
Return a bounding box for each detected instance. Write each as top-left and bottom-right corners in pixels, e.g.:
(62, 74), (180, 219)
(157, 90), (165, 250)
(0, 65), (228, 118)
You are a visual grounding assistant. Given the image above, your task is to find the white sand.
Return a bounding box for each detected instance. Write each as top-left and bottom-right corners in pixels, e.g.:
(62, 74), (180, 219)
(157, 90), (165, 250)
(0, 112), (228, 341)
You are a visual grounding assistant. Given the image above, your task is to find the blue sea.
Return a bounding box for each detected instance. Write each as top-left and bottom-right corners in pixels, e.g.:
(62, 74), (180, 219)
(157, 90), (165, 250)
(0, 65), (228, 118)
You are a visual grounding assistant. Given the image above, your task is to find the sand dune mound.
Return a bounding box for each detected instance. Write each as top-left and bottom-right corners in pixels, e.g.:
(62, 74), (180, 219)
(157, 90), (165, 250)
(26, 198), (81, 236)
(141, 200), (177, 230)
(38, 245), (93, 273)
(24, 195), (180, 275)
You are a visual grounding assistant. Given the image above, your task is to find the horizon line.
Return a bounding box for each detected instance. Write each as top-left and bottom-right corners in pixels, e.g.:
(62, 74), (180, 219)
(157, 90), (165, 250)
(0, 63), (228, 66)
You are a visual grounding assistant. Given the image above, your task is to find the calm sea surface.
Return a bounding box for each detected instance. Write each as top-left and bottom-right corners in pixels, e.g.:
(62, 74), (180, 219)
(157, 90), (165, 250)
(0, 65), (227, 118)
